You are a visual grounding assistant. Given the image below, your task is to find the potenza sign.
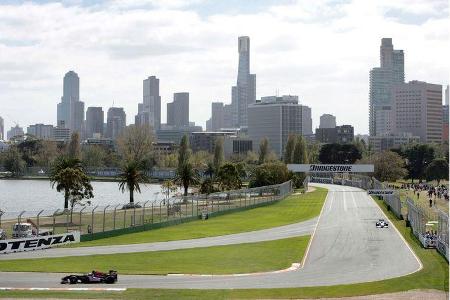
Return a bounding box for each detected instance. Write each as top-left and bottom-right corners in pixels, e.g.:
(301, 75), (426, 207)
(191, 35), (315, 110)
(287, 164), (374, 173)
(367, 190), (395, 196)
(0, 232), (80, 254)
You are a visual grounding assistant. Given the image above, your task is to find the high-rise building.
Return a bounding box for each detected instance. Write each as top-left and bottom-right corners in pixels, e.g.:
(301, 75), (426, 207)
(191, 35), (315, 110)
(7, 125), (24, 140)
(369, 38), (404, 136)
(135, 76), (161, 130)
(392, 81), (442, 144)
(86, 107), (104, 138)
(211, 102), (224, 131)
(57, 71), (85, 135)
(0, 116), (4, 140)
(167, 93), (189, 127)
(442, 87), (449, 142)
(315, 125), (354, 144)
(106, 107), (126, 140)
(445, 85), (449, 106)
(231, 36), (256, 128)
(247, 95), (311, 157)
(301, 106), (313, 135)
(319, 114), (336, 128)
(27, 124), (54, 140)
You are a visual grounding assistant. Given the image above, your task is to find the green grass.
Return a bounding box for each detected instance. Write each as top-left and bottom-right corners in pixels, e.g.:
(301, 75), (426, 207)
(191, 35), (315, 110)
(75, 188), (327, 247)
(0, 191), (447, 299)
(0, 236), (309, 275)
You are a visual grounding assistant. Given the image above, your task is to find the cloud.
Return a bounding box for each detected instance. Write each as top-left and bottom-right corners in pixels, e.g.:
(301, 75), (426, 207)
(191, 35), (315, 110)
(0, 0), (448, 135)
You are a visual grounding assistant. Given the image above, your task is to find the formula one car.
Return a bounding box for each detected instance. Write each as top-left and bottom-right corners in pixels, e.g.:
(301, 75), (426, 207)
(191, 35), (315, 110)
(376, 219), (389, 228)
(61, 270), (117, 284)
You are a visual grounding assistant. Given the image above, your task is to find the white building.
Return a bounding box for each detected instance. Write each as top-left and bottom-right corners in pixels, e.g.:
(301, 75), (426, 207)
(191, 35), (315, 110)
(392, 81), (442, 144)
(27, 124), (54, 140)
(319, 114), (336, 129)
(7, 125), (24, 140)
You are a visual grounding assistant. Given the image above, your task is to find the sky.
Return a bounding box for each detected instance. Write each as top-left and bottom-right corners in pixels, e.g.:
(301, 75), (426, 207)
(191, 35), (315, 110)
(0, 0), (449, 135)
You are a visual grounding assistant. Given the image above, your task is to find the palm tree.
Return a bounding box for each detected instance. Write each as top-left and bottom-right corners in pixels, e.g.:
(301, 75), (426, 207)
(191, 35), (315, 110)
(117, 160), (149, 206)
(174, 162), (200, 196)
(50, 156), (93, 210)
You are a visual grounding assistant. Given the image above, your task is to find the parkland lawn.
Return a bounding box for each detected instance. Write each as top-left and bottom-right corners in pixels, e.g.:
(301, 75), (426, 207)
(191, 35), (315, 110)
(76, 187), (327, 247)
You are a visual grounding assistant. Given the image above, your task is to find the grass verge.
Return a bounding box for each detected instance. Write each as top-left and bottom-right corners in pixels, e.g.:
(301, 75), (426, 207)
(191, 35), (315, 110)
(0, 192), (447, 299)
(0, 236), (309, 275)
(75, 188), (327, 247)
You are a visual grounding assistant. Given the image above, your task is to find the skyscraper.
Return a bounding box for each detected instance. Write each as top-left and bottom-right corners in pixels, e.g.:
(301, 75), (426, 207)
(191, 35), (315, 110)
(86, 107), (104, 138)
(0, 116), (4, 140)
(211, 102), (224, 131)
(166, 92), (189, 127)
(7, 125), (24, 140)
(57, 71), (85, 135)
(319, 114), (337, 129)
(369, 38), (404, 136)
(445, 85), (449, 106)
(106, 107), (126, 140)
(135, 76), (161, 130)
(231, 36), (256, 128)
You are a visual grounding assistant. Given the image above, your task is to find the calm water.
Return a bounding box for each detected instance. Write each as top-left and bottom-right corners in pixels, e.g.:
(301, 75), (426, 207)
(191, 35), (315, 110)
(0, 179), (168, 215)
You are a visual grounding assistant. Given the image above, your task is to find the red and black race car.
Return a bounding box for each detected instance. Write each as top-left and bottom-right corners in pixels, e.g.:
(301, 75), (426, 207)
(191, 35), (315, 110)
(61, 270), (118, 284)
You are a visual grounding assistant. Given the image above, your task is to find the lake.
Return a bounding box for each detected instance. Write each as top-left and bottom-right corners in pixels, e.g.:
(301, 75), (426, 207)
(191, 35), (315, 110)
(0, 179), (168, 217)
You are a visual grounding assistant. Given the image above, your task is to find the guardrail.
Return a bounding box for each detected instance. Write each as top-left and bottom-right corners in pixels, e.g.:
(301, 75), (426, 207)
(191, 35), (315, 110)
(0, 181), (293, 242)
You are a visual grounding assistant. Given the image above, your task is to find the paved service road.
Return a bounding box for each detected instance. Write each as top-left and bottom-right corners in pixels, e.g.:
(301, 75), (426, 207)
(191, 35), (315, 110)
(0, 184), (422, 289)
(0, 218), (317, 260)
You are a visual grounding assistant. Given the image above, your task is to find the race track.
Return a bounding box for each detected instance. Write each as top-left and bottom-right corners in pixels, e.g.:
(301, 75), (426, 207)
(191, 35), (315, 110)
(0, 183), (422, 289)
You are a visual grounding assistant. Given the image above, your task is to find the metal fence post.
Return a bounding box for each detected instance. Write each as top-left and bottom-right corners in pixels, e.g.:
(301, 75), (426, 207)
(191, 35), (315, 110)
(132, 202), (139, 227)
(17, 211), (25, 228)
(0, 210), (3, 227)
(112, 204), (120, 230)
(123, 205), (127, 228)
(79, 207), (87, 234)
(91, 205), (98, 234)
(142, 200), (149, 226)
(36, 210), (44, 236)
(53, 209), (59, 234)
(102, 205), (110, 232)
(66, 209), (70, 233)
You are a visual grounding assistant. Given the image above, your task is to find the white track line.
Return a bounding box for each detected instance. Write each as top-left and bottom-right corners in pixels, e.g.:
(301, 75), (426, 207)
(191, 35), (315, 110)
(0, 287), (126, 291)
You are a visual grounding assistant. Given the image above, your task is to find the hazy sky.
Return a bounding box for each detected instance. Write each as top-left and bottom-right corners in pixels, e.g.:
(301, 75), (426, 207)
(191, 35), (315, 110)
(1, 0), (448, 135)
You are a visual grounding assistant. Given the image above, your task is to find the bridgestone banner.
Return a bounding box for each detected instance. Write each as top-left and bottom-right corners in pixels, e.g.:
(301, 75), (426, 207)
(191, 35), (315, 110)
(310, 177), (333, 184)
(287, 164), (374, 173)
(0, 232), (80, 254)
(367, 190), (395, 195)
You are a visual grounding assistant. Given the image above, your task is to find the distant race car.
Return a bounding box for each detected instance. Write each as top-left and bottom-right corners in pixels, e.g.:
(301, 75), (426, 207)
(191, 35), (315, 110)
(61, 270), (118, 284)
(376, 219), (389, 228)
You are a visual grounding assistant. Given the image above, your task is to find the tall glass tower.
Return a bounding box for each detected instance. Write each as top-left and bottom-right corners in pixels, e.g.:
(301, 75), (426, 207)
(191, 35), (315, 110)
(57, 71), (85, 135)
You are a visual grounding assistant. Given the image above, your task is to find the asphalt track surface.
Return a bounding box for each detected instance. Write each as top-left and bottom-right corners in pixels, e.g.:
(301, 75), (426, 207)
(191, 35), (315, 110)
(0, 183), (422, 289)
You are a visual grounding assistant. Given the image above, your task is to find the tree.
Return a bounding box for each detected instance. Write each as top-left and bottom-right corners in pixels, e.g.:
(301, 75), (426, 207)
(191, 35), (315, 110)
(425, 159), (449, 185)
(3, 146), (26, 177)
(117, 124), (154, 164)
(293, 136), (308, 164)
(307, 142), (320, 163)
(359, 151), (407, 182)
(50, 156), (93, 210)
(190, 151), (212, 170)
(204, 161), (215, 179)
(174, 135), (199, 196)
(284, 134), (296, 164)
(249, 162), (291, 188)
(161, 180), (178, 200)
(82, 145), (107, 169)
(35, 141), (59, 169)
(16, 137), (42, 167)
(319, 143), (361, 164)
(117, 160), (149, 205)
(174, 161), (200, 196)
(216, 163), (242, 191)
(213, 137), (224, 172)
(258, 138), (269, 164)
(68, 132), (81, 159)
(404, 144), (435, 182)
(199, 178), (217, 194)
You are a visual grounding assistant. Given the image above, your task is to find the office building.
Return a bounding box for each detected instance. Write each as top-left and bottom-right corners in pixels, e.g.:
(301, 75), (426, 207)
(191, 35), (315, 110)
(211, 102), (224, 131)
(302, 106), (313, 135)
(27, 124), (54, 140)
(189, 131), (237, 153)
(56, 71), (85, 135)
(231, 36), (256, 128)
(369, 38), (404, 136)
(167, 92), (189, 127)
(392, 81), (442, 144)
(106, 107), (126, 140)
(319, 114), (336, 129)
(247, 95), (311, 157)
(205, 118), (212, 131)
(156, 124), (202, 145)
(135, 76), (161, 130)
(0, 116), (3, 140)
(86, 107), (104, 138)
(445, 85), (449, 106)
(442, 104), (449, 142)
(315, 125), (354, 144)
(369, 133), (420, 152)
(53, 125), (71, 142)
(223, 136), (253, 158)
(7, 125), (24, 140)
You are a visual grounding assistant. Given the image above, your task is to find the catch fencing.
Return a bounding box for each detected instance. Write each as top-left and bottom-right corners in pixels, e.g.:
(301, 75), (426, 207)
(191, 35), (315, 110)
(437, 209), (449, 260)
(0, 181), (293, 241)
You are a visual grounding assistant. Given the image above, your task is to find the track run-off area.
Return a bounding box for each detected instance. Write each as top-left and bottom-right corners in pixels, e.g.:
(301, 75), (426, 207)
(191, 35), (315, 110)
(0, 183), (422, 289)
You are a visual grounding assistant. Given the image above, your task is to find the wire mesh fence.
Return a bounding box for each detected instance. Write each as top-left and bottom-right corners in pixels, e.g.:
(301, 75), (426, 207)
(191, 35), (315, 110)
(0, 181), (293, 240)
(437, 209), (449, 260)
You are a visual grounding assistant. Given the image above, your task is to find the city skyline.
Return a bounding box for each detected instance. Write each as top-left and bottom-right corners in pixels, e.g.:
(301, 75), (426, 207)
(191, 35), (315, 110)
(0, 0), (448, 135)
